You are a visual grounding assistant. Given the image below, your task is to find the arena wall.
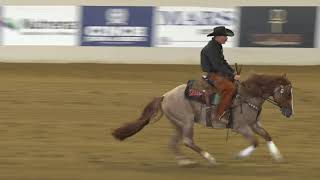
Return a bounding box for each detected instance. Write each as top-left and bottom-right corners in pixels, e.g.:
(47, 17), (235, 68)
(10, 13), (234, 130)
(0, 0), (319, 65)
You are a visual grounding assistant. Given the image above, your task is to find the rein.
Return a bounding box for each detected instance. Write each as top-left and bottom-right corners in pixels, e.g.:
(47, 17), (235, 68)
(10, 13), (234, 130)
(235, 95), (280, 113)
(265, 97), (280, 108)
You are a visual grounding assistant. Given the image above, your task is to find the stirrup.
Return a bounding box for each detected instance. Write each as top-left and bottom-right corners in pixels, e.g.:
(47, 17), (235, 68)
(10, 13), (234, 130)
(202, 75), (208, 79)
(217, 111), (229, 124)
(218, 117), (228, 124)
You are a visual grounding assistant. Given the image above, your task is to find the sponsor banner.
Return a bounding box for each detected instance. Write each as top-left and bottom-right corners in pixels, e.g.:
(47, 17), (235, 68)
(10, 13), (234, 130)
(239, 7), (317, 48)
(316, 7), (320, 48)
(81, 6), (154, 47)
(155, 7), (238, 48)
(2, 6), (79, 46)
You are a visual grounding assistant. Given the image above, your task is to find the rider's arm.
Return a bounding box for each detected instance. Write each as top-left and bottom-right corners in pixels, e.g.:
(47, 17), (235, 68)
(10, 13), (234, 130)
(200, 49), (212, 73)
(205, 47), (235, 79)
(223, 59), (235, 74)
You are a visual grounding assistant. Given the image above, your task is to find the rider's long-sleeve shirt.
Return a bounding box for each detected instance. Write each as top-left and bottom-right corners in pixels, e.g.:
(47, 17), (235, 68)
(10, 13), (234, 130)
(201, 39), (235, 79)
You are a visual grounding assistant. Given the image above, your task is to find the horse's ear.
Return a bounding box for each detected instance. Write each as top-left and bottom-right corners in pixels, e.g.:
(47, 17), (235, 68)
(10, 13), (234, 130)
(282, 73), (287, 78)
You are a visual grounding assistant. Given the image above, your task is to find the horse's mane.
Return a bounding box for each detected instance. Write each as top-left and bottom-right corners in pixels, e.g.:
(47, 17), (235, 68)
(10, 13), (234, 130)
(240, 74), (291, 97)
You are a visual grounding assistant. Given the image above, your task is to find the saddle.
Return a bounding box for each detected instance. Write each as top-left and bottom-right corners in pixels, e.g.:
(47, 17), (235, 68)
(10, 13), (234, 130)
(184, 76), (219, 105)
(184, 76), (234, 129)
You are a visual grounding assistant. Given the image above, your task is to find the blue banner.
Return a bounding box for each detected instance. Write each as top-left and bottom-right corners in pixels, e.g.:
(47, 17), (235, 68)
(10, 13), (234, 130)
(81, 6), (154, 47)
(0, 6), (2, 45)
(317, 7), (320, 48)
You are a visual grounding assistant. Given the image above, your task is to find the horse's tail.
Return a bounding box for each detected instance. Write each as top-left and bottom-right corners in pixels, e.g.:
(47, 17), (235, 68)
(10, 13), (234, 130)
(112, 96), (164, 141)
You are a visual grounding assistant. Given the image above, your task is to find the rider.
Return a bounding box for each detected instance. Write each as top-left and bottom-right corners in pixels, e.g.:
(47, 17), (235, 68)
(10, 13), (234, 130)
(201, 26), (240, 124)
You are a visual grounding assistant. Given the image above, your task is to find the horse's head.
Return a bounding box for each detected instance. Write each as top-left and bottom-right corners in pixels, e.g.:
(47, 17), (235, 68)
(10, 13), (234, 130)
(272, 74), (294, 118)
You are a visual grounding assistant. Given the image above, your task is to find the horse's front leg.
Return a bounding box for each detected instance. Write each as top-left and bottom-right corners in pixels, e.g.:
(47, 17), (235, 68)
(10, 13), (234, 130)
(251, 123), (283, 161)
(235, 126), (258, 159)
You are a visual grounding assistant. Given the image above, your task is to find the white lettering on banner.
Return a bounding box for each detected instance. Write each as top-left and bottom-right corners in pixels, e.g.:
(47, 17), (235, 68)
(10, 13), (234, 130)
(158, 11), (234, 26)
(105, 8), (129, 25)
(84, 26), (148, 37)
(155, 7), (238, 48)
(84, 36), (146, 42)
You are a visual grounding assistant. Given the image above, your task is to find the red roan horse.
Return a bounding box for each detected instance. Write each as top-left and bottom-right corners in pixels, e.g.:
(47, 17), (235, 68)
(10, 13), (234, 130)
(112, 74), (293, 166)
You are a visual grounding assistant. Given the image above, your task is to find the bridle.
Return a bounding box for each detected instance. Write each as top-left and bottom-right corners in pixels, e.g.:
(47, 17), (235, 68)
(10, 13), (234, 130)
(265, 85), (285, 109)
(266, 84), (293, 110)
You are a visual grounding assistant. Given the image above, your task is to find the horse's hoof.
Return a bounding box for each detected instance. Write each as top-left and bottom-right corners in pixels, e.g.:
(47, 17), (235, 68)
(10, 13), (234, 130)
(208, 160), (218, 166)
(206, 157), (217, 166)
(272, 156), (284, 163)
(201, 151), (217, 166)
(177, 159), (198, 167)
(270, 153), (284, 162)
(235, 154), (249, 160)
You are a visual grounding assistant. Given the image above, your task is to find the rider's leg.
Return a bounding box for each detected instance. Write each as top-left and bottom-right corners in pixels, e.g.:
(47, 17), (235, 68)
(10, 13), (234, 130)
(210, 74), (236, 123)
(216, 81), (236, 122)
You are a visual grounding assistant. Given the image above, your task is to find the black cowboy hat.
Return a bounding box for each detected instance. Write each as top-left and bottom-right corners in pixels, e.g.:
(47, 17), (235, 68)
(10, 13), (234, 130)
(207, 26), (234, 37)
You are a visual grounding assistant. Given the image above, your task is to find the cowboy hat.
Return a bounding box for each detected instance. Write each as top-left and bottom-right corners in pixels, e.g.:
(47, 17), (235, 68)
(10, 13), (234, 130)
(207, 26), (234, 37)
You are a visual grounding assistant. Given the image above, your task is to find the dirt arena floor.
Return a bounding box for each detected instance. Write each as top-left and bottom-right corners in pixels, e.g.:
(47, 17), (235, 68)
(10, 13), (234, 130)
(0, 63), (319, 180)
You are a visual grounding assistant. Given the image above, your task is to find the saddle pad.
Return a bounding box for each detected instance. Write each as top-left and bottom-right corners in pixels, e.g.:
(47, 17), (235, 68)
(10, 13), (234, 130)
(185, 79), (218, 104)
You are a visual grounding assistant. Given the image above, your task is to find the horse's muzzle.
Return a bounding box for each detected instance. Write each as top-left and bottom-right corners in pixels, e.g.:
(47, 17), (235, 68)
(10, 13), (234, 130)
(281, 107), (292, 118)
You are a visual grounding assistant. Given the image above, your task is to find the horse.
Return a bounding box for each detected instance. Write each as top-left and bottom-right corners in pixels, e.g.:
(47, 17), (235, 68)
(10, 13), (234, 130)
(112, 73), (293, 166)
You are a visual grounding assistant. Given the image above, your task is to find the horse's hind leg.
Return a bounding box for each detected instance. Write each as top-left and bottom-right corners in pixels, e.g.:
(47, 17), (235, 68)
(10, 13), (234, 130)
(181, 120), (217, 165)
(251, 123), (283, 161)
(235, 126), (258, 159)
(170, 125), (183, 158)
(166, 114), (198, 166)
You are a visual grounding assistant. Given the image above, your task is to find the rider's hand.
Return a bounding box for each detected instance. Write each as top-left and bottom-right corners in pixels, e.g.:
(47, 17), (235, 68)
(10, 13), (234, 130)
(234, 75), (241, 80)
